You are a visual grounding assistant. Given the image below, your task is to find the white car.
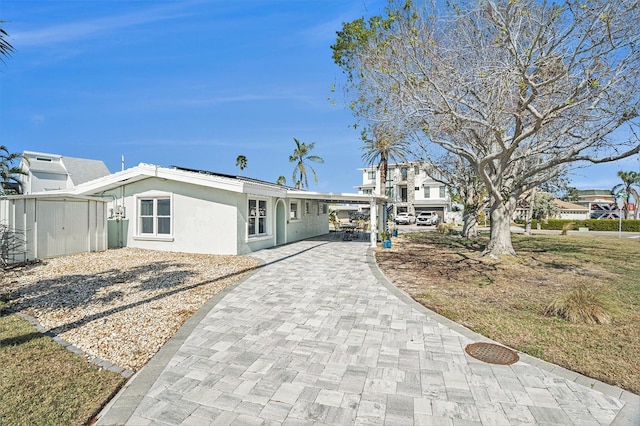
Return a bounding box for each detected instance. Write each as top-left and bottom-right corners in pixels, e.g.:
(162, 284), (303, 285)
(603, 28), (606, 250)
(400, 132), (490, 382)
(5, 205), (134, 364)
(395, 212), (416, 225)
(416, 211), (440, 226)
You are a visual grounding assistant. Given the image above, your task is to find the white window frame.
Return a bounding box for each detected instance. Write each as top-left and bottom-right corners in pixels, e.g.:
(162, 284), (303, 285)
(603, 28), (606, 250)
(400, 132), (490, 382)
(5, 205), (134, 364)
(439, 185), (446, 198)
(134, 193), (174, 241)
(290, 201), (299, 220)
(424, 186), (431, 199)
(248, 197), (268, 238)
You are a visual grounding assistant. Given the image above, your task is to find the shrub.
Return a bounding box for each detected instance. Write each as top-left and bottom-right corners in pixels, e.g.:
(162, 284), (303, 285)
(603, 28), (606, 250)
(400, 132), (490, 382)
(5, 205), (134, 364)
(532, 219), (640, 232)
(560, 222), (575, 235)
(544, 287), (615, 324)
(436, 223), (451, 234)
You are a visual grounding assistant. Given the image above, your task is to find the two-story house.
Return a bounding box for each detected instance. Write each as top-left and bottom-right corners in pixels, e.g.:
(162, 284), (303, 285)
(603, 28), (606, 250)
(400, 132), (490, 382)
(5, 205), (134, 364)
(357, 162), (451, 221)
(18, 151), (111, 194)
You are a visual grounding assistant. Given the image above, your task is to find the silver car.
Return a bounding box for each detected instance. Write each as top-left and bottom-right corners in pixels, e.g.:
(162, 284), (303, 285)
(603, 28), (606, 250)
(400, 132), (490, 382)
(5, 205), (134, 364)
(416, 211), (440, 226)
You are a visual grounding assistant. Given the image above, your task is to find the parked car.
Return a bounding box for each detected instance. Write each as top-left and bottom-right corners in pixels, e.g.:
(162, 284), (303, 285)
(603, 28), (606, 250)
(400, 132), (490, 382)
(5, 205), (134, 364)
(395, 212), (416, 225)
(416, 211), (440, 226)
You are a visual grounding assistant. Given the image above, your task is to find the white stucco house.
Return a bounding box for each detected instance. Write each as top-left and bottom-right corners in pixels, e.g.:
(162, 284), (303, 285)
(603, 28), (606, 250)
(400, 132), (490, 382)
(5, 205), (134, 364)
(1, 163), (386, 262)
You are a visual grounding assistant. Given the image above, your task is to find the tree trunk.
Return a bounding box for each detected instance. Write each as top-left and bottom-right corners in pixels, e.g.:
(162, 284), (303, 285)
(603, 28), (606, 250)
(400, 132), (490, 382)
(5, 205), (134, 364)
(483, 202), (516, 258)
(524, 188), (536, 235)
(461, 210), (479, 240)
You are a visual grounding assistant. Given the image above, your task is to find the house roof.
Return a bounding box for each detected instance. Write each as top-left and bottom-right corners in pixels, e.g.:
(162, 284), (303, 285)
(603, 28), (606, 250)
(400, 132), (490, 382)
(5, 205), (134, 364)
(66, 163), (387, 205)
(69, 163), (252, 196)
(63, 156), (111, 185)
(170, 165), (296, 190)
(577, 189), (613, 198)
(554, 199), (589, 211)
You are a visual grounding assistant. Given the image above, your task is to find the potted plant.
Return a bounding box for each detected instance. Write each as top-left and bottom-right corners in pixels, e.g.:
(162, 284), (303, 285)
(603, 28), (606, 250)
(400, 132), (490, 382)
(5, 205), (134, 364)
(379, 230), (392, 248)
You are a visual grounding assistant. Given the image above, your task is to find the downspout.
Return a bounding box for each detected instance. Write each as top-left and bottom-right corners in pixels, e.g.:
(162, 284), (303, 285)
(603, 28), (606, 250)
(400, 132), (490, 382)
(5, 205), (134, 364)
(97, 192), (120, 248)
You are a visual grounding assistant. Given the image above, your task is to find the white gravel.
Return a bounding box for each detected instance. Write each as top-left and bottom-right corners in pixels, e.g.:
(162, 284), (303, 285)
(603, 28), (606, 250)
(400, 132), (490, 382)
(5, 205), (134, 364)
(1, 248), (259, 371)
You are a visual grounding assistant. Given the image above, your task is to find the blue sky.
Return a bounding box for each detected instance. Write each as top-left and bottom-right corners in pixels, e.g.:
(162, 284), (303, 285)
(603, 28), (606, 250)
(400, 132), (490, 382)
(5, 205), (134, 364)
(1, 0), (638, 194)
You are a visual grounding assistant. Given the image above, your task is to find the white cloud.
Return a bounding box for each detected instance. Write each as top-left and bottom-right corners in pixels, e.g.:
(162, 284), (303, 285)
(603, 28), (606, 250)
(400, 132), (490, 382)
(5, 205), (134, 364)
(11, 3), (194, 48)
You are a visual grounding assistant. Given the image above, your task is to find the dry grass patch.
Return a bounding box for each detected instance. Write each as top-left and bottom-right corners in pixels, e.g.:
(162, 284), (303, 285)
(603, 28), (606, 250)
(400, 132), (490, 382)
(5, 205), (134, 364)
(545, 286), (616, 324)
(376, 232), (640, 394)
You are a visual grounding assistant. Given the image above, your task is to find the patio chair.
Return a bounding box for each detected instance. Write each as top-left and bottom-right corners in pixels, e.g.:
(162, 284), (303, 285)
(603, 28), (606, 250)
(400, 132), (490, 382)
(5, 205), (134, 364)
(334, 222), (343, 240)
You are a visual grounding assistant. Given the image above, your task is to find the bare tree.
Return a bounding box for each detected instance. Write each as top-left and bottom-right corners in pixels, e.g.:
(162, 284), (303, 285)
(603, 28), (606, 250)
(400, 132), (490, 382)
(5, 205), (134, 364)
(333, 0), (640, 257)
(416, 150), (487, 240)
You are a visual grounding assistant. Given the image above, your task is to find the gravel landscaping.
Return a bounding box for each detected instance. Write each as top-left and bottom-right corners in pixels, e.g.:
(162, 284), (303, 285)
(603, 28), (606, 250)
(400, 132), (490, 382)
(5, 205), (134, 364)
(1, 248), (260, 372)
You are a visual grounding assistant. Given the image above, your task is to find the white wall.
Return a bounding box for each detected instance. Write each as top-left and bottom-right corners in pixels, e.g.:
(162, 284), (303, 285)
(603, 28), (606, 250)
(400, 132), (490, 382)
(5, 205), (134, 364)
(101, 178), (240, 255)
(97, 179), (331, 256)
(30, 172), (68, 193)
(559, 211), (589, 220)
(285, 199), (329, 243)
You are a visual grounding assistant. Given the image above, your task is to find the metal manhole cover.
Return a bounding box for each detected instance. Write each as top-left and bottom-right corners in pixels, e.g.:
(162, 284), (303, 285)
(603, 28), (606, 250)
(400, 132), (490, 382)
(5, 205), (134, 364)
(465, 342), (519, 365)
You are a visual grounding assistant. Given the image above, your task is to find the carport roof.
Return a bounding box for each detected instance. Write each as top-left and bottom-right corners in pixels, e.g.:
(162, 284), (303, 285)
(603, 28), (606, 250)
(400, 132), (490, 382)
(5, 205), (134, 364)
(286, 190), (387, 205)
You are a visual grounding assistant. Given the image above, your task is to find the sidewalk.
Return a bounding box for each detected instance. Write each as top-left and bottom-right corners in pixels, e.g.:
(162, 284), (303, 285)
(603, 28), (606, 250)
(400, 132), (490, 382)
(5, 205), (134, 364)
(97, 237), (639, 425)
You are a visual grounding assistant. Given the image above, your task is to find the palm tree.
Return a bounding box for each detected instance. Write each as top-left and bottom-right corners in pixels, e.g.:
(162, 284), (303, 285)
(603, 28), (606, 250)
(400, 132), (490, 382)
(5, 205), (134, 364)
(276, 176), (287, 186)
(235, 155), (248, 175)
(611, 170), (640, 219)
(1, 21), (14, 63)
(360, 124), (411, 197)
(289, 138), (324, 189)
(0, 146), (28, 195)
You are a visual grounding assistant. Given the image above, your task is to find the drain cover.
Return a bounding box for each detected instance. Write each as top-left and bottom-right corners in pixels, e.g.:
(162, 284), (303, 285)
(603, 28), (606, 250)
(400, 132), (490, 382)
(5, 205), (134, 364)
(465, 342), (519, 365)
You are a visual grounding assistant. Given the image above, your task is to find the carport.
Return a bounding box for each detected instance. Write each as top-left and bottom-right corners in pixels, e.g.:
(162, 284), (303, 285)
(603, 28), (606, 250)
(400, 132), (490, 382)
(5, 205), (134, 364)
(286, 190), (388, 247)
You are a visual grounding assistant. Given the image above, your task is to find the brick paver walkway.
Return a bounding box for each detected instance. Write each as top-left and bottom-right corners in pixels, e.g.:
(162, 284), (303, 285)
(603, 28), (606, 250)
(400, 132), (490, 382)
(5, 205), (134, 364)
(97, 237), (639, 425)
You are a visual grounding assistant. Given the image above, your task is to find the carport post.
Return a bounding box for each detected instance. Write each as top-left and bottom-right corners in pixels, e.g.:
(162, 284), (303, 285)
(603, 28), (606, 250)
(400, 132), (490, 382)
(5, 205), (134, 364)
(369, 199), (378, 247)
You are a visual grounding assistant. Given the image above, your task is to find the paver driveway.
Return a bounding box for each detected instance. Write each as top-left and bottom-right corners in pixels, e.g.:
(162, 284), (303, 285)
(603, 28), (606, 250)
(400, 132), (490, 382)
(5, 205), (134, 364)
(97, 237), (638, 425)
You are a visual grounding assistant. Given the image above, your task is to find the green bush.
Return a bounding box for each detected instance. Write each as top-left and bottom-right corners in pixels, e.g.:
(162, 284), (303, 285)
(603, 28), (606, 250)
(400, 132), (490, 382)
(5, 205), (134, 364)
(531, 218), (640, 232)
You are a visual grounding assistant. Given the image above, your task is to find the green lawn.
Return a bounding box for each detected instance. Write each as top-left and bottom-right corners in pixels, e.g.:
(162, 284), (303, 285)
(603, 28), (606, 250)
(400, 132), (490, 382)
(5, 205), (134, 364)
(0, 310), (125, 426)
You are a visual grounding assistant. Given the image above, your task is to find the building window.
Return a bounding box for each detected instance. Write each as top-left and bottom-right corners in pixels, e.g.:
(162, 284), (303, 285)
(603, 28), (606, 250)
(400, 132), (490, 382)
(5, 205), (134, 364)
(401, 167), (408, 180)
(387, 168), (395, 182)
(439, 186), (446, 198)
(248, 199), (267, 237)
(321, 203), (328, 214)
(139, 197), (171, 236)
(368, 170), (376, 180)
(424, 187), (431, 198)
(305, 201), (310, 215)
(290, 202), (299, 220)
(363, 189), (372, 195)
(386, 187), (395, 199)
(414, 166), (420, 175)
